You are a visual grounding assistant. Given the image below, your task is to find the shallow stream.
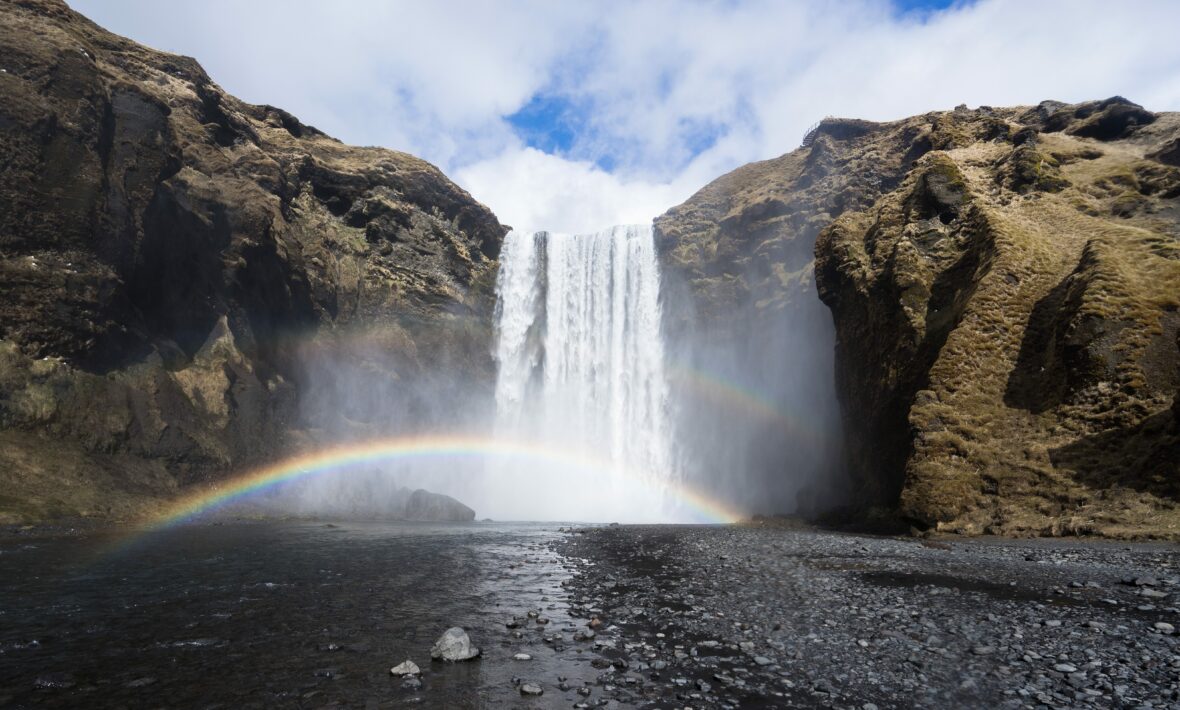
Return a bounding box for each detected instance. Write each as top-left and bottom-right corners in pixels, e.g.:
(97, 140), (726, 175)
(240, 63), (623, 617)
(0, 521), (592, 708)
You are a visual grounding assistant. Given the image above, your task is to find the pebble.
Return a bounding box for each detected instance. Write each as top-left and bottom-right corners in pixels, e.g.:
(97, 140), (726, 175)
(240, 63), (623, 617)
(389, 660), (420, 676)
(519, 682), (543, 696)
(550, 525), (1180, 710)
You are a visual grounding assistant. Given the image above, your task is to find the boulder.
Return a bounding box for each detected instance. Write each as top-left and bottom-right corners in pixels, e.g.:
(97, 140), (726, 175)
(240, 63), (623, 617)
(430, 627), (479, 662)
(403, 489), (476, 522)
(389, 660), (420, 676)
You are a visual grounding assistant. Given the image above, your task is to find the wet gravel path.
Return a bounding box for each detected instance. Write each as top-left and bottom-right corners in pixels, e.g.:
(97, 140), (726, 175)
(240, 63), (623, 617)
(553, 525), (1180, 709)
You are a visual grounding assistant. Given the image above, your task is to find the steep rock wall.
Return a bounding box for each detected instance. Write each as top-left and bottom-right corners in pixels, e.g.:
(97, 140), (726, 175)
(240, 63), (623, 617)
(813, 99), (1180, 536)
(661, 99), (1180, 537)
(0, 0), (506, 521)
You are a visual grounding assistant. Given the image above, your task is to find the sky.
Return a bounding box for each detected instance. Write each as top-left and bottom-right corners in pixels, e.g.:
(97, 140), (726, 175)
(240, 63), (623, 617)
(71, 0), (1180, 233)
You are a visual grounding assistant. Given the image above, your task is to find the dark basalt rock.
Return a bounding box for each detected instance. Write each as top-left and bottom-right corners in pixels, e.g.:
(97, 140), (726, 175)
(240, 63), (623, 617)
(403, 489), (476, 522)
(1039, 96), (1158, 141)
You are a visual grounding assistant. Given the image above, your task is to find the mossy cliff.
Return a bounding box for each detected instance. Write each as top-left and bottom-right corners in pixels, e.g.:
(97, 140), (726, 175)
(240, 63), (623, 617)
(0, 0), (505, 522)
(660, 99), (1180, 538)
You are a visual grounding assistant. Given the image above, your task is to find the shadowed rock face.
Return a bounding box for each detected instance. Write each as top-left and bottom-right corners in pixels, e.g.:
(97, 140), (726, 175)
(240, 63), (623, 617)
(0, 0), (506, 521)
(404, 489), (476, 522)
(661, 99), (1180, 537)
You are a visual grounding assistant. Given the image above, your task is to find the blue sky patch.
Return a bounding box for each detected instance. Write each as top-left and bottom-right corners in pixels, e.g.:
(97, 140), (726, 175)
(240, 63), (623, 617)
(507, 94), (581, 154)
(893, 0), (972, 17)
(505, 0), (975, 175)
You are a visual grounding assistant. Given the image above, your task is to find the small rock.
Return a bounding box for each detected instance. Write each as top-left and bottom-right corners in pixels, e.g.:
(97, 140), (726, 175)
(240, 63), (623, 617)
(520, 681), (543, 696)
(390, 660), (420, 676)
(1153, 622), (1175, 634)
(1053, 663), (1078, 673)
(513, 653), (532, 661)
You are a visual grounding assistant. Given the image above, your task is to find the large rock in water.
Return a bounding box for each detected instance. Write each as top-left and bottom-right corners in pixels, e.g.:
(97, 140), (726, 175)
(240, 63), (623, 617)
(0, 1), (506, 522)
(430, 627), (480, 662)
(403, 489), (475, 522)
(660, 99), (1180, 537)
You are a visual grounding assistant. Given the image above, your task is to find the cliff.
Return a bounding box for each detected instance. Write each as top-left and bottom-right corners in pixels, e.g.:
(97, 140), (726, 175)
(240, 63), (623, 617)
(659, 98), (1180, 537)
(0, 0), (505, 522)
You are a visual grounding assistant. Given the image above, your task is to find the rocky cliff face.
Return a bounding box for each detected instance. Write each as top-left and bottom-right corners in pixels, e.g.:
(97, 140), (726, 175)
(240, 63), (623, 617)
(0, 0), (505, 522)
(660, 99), (1180, 537)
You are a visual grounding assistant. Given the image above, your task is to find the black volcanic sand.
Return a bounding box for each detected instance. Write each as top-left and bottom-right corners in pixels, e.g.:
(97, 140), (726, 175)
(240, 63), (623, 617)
(1, 522), (1178, 709)
(553, 525), (1180, 709)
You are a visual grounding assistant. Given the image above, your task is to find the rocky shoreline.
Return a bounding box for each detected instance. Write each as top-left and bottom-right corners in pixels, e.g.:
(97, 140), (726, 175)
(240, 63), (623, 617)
(553, 524), (1180, 709)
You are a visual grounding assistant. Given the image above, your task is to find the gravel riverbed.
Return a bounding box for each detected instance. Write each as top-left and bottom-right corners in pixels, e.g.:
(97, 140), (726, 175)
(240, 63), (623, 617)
(552, 525), (1180, 709)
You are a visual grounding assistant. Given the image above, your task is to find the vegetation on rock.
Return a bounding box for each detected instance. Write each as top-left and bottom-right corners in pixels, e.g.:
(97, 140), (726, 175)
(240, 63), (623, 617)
(661, 98), (1180, 538)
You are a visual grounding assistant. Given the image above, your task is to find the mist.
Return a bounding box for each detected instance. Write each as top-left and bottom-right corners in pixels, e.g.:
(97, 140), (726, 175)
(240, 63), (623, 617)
(235, 218), (845, 524)
(661, 257), (847, 519)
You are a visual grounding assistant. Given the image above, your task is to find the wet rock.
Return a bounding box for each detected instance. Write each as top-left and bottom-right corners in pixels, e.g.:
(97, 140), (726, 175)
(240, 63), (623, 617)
(513, 653), (532, 661)
(519, 681), (543, 696)
(430, 627), (480, 662)
(402, 489), (476, 522)
(389, 660), (420, 676)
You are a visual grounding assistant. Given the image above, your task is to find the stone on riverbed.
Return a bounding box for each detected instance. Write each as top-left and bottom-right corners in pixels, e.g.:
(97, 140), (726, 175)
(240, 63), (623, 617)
(389, 660), (420, 676)
(430, 627), (480, 662)
(520, 681), (543, 696)
(404, 489), (476, 522)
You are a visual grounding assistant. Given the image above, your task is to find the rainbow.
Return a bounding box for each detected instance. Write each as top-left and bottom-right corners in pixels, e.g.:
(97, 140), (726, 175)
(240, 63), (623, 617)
(139, 435), (745, 531)
(668, 365), (825, 445)
(266, 326), (825, 446)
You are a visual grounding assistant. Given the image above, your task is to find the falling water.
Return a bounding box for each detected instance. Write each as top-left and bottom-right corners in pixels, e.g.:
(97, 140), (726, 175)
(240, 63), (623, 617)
(488, 225), (679, 522)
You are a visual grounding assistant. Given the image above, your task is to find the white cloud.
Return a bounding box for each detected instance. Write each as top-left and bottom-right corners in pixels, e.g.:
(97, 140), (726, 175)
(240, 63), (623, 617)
(70, 0), (1180, 231)
(455, 146), (690, 234)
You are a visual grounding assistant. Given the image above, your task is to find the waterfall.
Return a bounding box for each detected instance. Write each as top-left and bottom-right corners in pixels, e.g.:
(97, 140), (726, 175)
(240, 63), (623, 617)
(489, 224), (678, 522)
